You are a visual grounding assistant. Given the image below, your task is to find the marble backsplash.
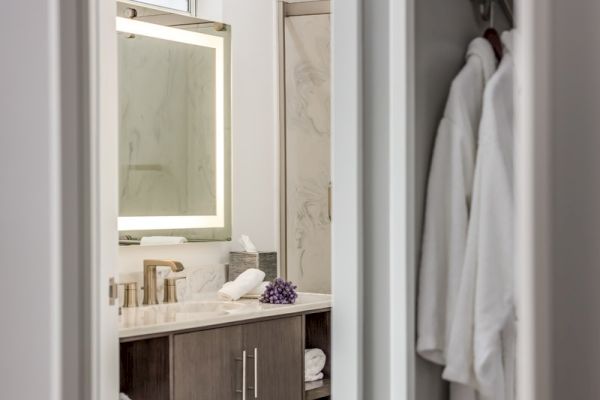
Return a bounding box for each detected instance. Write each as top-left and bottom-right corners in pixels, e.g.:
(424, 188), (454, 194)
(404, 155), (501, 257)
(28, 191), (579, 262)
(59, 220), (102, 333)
(119, 264), (227, 305)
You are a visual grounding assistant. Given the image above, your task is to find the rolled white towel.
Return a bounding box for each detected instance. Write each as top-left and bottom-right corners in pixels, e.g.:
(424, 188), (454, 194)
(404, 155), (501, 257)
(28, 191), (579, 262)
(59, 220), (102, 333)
(218, 269), (266, 301)
(305, 348), (326, 378)
(241, 281), (270, 298)
(305, 372), (324, 382)
(140, 236), (187, 246)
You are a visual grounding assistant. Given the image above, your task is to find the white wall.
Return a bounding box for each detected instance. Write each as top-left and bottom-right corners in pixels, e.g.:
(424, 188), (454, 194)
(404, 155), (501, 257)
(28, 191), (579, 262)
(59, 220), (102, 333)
(119, 0), (279, 273)
(0, 2), (61, 399)
(516, 1), (600, 398)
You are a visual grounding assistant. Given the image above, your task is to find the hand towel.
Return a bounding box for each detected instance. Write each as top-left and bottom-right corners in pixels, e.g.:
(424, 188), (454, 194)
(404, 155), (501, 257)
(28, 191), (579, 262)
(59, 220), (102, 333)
(140, 236), (187, 246)
(305, 372), (324, 382)
(241, 281), (270, 298)
(218, 269), (266, 301)
(305, 348), (326, 378)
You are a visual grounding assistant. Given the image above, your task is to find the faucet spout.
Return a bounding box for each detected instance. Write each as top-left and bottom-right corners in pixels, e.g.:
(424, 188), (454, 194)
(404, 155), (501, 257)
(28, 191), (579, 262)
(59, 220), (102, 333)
(142, 259), (185, 305)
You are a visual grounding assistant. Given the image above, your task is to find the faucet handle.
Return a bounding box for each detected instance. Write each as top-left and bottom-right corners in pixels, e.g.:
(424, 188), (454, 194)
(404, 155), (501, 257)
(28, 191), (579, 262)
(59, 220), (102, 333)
(118, 282), (139, 308)
(163, 276), (186, 303)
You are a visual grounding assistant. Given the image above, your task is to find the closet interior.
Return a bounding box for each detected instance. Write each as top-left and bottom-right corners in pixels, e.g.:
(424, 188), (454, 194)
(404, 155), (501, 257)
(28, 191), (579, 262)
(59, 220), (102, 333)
(414, 0), (515, 399)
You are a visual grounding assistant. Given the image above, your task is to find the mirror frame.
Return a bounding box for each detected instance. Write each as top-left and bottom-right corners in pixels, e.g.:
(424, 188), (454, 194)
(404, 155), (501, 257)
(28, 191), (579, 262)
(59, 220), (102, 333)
(116, 17), (226, 232)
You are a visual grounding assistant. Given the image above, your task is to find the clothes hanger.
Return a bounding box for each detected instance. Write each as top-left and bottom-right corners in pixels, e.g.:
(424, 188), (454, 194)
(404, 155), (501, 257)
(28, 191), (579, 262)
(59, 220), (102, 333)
(481, 0), (503, 62)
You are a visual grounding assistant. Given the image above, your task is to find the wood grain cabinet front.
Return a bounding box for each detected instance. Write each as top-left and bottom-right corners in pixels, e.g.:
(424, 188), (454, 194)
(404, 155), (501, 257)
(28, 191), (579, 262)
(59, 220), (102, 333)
(173, 325), (243, 400)
(121, 312), (330, 400)
(244, 316), (303, 400)
(172, 316), (303, 400)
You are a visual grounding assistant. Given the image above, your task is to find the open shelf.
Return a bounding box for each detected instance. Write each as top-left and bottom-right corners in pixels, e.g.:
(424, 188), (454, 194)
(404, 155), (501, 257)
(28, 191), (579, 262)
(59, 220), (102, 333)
(304, 311), (331, 399)
(305, 378), (331, 400)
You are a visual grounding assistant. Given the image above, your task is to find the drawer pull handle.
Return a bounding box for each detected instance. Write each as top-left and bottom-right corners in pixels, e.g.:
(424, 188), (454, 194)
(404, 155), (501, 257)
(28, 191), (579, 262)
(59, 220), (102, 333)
(242, 350), (247, 400)
(254, 347), (258, 398)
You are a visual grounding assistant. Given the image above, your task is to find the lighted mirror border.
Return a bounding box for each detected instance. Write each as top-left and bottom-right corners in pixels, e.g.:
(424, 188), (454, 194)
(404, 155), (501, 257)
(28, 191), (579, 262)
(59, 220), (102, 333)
(116, 17), (225, 231)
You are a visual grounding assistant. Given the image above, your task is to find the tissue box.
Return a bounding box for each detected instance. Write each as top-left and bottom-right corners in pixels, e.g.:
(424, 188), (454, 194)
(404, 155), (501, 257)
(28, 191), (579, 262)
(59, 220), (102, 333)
(228, 252), (277, 282)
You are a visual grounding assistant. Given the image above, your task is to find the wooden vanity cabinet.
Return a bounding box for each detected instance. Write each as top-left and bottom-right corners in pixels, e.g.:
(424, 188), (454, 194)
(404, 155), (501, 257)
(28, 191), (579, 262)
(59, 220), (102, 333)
(172, 316), (303, 400)
(121, 311), (329, 400)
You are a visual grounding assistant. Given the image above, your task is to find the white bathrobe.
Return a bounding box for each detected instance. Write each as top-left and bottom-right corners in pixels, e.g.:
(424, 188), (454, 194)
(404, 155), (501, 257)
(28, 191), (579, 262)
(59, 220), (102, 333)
(443, 31), (516, 400)
(417, 38), (496, 400)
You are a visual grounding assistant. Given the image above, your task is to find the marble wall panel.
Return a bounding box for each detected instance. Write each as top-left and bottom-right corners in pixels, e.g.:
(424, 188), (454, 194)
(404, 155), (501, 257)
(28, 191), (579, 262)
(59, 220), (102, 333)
(284, 14), (331, 294)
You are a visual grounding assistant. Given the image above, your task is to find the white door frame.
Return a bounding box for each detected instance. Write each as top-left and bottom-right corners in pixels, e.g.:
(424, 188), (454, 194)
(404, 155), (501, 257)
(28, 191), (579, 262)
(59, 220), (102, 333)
(389, 0), (416, 398)
(88, 0), (120, 398)
(331, 0), (416, 398)
(515, 0), (552, 399)
(331, 0), (364, 399)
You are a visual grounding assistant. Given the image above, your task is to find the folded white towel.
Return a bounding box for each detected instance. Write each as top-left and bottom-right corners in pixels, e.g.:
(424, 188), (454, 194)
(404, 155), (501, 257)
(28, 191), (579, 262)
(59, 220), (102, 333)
(218, 269), (266, 301)
(140, 236), (187, 246)
(241, 281), (269, 298)
(305, 372), (324, 382)
(305, 348), (326, 378)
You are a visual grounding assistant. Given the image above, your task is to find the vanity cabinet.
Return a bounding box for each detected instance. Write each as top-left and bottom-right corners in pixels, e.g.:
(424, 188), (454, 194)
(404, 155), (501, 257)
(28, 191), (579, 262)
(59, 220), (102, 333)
(173, 317), (302, 400)
(121, 311), (327, 400)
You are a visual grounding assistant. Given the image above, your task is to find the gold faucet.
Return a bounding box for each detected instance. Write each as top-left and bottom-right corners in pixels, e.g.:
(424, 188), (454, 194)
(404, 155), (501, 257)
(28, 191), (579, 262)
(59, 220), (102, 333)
(142, 259), (184, 305)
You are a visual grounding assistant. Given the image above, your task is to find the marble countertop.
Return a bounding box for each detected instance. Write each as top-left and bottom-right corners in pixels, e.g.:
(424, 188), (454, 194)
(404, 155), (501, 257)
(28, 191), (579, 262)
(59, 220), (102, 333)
(119, 292), (332, 339)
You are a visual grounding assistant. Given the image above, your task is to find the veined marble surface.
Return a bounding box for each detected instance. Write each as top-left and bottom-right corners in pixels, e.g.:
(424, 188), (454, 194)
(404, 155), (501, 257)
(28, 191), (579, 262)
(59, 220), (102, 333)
(119, 292), (332, 338)
(118, 32), (216, 217)
(284, 15), (331, 293)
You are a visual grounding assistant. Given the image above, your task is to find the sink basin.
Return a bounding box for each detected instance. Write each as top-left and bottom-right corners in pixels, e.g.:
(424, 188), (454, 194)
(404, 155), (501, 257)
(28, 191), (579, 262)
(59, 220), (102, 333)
(120, 300), (249, 329)
(170, 301), (247, 315)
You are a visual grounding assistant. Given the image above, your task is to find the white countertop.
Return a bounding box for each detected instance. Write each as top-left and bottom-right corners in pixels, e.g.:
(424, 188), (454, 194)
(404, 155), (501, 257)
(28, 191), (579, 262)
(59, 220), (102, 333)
(119, 292), (332, 339)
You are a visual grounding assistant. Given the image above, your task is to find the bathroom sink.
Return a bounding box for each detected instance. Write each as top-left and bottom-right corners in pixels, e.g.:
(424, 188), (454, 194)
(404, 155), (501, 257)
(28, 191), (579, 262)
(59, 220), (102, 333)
(171, 301), (247, 315)
(120, 300), (250, 329)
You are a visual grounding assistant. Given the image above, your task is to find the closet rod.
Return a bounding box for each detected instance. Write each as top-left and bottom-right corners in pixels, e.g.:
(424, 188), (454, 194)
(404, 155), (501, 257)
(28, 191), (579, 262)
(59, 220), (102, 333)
(479, 0), (514, 27)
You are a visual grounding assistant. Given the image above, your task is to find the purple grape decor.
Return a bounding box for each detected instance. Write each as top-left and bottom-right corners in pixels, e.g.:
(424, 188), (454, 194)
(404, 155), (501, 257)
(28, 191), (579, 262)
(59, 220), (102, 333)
(259, 277), (298, 304)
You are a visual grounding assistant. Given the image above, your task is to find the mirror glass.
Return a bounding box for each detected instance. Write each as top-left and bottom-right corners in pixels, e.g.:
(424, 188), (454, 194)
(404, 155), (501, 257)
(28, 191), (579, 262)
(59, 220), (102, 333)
(117, 17), (231, 243)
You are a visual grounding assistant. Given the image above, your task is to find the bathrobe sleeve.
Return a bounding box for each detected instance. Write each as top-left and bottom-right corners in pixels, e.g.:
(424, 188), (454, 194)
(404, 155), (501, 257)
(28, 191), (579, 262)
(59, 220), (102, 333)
(417, 113), (476, 365)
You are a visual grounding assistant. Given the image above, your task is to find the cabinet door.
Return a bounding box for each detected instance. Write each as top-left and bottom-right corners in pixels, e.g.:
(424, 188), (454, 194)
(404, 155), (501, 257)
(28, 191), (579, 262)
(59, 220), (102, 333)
(173, 325), (243, 400)
(244, 316), (303, 400)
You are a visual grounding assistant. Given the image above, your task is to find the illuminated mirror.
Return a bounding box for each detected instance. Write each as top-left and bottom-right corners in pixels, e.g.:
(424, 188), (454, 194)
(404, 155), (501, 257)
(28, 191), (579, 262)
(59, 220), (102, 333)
(116, 14), (231, 244)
